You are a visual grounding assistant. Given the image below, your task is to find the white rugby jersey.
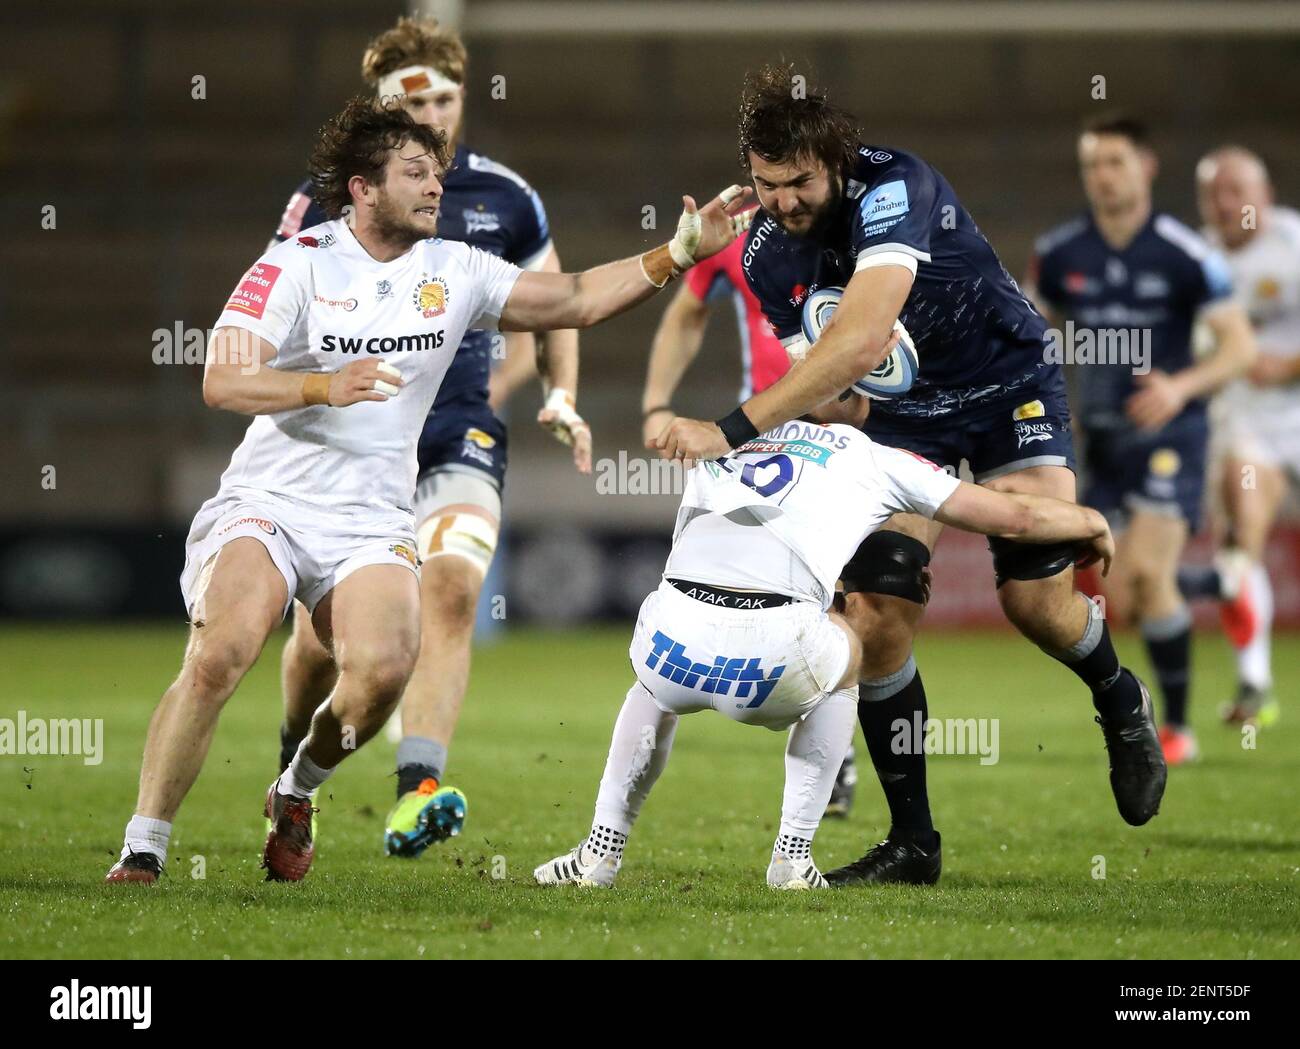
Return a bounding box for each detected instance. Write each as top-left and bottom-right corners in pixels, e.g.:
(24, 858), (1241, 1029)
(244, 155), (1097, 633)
(665, 420), (960, 609)
(1207, 206), (1300, 420)
(210, 220), (522, 528)
(1207, 206), (1300, 357)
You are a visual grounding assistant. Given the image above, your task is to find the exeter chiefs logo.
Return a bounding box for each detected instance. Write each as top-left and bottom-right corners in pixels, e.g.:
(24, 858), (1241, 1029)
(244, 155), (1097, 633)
(389, 543), (419, 568)
(412, 276), (449, 319)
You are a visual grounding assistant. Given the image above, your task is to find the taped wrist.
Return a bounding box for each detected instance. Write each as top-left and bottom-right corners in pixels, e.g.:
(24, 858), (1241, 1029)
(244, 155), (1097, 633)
(640, 244), (680, 288)
(303, 373), (331, 406)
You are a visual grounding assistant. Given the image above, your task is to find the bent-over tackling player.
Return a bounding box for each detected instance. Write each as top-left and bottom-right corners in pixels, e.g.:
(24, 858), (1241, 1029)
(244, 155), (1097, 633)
(539, 389), (1114, 889)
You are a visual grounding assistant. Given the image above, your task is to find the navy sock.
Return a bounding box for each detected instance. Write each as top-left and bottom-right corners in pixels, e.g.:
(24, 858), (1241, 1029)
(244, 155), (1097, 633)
(395, 736), (447, 798)
(858, 659), (937, 848)
(1040, 597), (1142, 721)
(396, 764), (440, 798)
(1177, 564), (1222, 602)
(279, 723), (304, 775)
(1144, 615), (1192, 727)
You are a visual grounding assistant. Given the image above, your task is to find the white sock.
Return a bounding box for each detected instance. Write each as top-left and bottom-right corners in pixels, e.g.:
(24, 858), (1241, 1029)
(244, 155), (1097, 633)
(591, 680), (679, 843)
(774, 831), (813, 861)
(1238, 563), (1274, 690)
(779, 687), (857, 843)
(583, 824), (628, 864)
(278, 741), (334, 798)
(121, 814), (172, 864)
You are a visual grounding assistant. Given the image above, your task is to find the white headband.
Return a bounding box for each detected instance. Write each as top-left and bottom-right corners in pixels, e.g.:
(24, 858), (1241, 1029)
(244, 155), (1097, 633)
(377, 64), (461, 103)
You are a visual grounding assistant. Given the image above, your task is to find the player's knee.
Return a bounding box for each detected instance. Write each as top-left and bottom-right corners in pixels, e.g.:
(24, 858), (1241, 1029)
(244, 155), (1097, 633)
(419, 555), (484, 629)
(186, 634), (260, 700)
(841, 530), (931, 605)
(997, 572), (1070, 628)
(338, 637), (418, 703)
(843, 592), (918, 675)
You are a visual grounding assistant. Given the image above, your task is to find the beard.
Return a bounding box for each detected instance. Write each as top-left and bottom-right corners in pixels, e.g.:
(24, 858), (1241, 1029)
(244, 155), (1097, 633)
(775, 179), (843, 240)
(371, 188), (437, 247)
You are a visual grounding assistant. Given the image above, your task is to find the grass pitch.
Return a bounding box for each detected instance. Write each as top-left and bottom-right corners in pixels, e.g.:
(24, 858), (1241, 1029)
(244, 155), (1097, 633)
(1, 623), (1296, 959)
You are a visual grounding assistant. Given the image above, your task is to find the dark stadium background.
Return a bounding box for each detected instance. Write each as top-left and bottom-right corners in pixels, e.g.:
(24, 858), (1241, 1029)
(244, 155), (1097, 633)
(3, 0), (1299, 627)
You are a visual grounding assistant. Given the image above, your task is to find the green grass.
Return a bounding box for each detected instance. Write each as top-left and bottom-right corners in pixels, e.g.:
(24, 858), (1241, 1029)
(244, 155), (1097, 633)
(1, 624), (1297, 959)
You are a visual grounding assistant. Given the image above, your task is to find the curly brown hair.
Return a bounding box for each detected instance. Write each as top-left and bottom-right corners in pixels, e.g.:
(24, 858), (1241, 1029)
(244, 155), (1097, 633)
(360, 16), (467, 86)
(737, 63), (862, 177)
(308, 96), (451, 218)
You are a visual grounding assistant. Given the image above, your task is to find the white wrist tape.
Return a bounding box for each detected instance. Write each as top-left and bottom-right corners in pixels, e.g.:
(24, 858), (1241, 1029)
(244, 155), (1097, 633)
(667, 184), (745, 271)
(542, 387), (588, 444)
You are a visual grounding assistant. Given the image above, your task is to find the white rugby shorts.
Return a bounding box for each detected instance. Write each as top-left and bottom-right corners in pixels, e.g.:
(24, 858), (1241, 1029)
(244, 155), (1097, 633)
(179, 494), (421, 622)
(628, 581), (851, 731)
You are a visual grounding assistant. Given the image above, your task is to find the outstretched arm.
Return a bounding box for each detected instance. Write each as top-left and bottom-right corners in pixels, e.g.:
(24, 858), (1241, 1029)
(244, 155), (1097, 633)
(498, 186), (751, 333)
(935, 483), (1114, 574)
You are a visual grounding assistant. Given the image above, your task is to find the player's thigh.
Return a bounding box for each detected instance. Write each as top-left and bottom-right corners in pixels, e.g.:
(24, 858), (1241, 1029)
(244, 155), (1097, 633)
(418, 502), (498, 627)
(326, 564), (421, 691)
(980, 464), (1080, 618)
(825, 611), (864, 690)
(289, 598), (334, 664)
(980, 463), (1076, 500)
(1121, 508), (1189, 588)
(184, 537), (287, 682)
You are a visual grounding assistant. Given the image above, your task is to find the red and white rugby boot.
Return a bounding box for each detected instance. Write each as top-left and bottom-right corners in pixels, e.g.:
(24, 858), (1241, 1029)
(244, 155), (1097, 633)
(104, 850), (164, 885)
(1215, 550), (1258, 649)
(262, 781), (317, 882)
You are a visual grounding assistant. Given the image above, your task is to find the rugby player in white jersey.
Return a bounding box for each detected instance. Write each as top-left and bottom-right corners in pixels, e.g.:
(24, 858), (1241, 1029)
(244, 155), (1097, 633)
(271, 16), (589, 859)
(106, 96), (752, 884)
(536, 389), (1113, 889)
(1180, 146), (1300, 726)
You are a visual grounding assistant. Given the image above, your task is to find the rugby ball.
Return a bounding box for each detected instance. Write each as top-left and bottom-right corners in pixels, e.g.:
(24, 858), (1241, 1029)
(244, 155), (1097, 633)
(800, 285), (919, 399)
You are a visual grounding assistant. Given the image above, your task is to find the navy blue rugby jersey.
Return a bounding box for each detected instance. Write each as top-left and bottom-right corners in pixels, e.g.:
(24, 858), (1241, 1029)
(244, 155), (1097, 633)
(274, 143), (553, 408)
(1031, 211), (1233, 430)
(742, 144), (1051, 420)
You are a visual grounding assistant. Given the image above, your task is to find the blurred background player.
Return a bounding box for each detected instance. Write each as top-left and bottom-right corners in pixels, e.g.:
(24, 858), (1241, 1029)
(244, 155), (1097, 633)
(638, 205), (858, 818)
(271, 17), (591, 858)
(658, 68), (1168, 886)
(539, 389), (1114, 890)
(1179, 146), (1300, 727)
(1029, 116), (1256, 765)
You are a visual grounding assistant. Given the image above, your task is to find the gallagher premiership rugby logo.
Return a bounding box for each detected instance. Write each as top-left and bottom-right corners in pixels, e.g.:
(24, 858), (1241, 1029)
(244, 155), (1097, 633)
(412, 276), (449, 319)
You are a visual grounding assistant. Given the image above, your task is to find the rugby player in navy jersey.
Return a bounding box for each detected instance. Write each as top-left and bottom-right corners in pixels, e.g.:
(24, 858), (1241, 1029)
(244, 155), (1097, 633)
(656, 66), (1166, 886)
(1029, 117), (1256, 765)
(271, 17), (591, 857)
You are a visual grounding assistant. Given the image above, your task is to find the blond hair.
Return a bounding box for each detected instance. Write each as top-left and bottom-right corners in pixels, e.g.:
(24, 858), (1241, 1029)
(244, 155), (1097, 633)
(360, 16), (467, 86)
